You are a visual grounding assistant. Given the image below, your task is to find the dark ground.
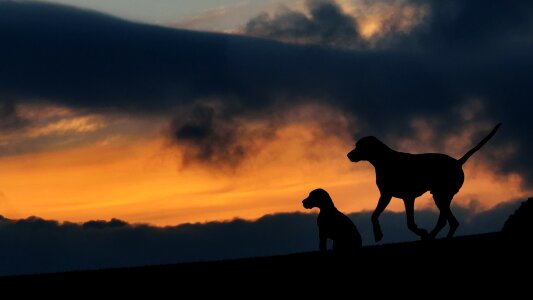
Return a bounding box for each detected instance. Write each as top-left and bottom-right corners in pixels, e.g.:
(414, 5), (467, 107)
(1, 232), (530, 295)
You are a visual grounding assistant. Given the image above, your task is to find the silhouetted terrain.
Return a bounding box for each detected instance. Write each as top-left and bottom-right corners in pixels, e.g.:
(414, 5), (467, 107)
(503, 198), (533, 238)
(1, 232), (529, 294)
(1, 202), (519, 276)
(2, 198), (531, 294)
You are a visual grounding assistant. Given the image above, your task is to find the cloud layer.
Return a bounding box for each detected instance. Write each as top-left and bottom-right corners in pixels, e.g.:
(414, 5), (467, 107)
(244, 0), (363, 49)
(1, 0), (532, 178)
(0, 199), (522, 276)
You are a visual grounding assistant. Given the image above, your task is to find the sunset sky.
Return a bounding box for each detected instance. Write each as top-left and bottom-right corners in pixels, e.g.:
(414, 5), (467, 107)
(1, 0), (532, 228)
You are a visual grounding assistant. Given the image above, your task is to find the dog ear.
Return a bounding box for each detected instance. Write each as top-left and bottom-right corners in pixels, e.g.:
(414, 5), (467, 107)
(324, 194), (334, 208)
(318, 189), (335, 208)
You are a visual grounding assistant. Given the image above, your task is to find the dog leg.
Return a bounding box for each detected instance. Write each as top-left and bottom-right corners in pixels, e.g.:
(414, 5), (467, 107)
(319, 229), (328, 252)
(431, 194), (459, 238)
(430, 194), (453, 239)
(429, 212), (447, 239)
(404, 198), (429, 240)
(446, 209), (459, 239)
(372, 195), (391, 242)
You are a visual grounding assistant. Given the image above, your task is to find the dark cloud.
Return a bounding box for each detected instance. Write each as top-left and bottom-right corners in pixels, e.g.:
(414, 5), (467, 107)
(169, 102), (355, 167)
(244, 0), (362, 49)
(0, 199), (523, 276)
(0, 1), (533, 179)
(408, 0), (533, 50)
(170, 104), (247, 166)
(0, 0), (448, 116)
(0, 101), (28, 131)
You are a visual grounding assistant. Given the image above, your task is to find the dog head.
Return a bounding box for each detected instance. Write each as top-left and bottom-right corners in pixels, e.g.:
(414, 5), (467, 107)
(302, 188), (334, 210)
(347, 136), (388, 162)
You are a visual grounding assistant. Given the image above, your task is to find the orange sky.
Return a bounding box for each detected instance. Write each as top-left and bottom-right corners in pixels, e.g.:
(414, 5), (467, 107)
(0, 104), (528, 226)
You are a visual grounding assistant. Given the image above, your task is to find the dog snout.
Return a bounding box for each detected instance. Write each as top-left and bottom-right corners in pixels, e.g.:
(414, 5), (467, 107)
(302, 198), (311, 209)
(347, 149), (359, 162)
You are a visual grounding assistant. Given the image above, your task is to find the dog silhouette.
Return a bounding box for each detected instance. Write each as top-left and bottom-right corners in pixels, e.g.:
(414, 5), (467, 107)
(347, 124), (501, 241)
(303, 188), (362, 253)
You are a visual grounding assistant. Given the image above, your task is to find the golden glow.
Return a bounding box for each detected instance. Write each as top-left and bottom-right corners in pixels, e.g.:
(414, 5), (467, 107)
(359, 20), (381, 39)
(0, 117), (377, 225)
(337, 0), (428, 40)
(0, 110), (528, 226)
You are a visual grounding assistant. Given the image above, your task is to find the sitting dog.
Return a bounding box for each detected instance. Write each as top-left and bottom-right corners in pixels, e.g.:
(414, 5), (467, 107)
(347, 123), (501, 242)
(302, 188), (362, 253)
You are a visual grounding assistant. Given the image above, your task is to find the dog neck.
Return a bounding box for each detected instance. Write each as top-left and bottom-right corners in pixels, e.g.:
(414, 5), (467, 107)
(319, 205), (337, 214)
(366, 157), (387, 170)
(366, 148), (397, 169)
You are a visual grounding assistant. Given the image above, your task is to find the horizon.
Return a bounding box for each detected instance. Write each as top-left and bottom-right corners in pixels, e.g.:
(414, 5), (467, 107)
(1, 197), (526, 276)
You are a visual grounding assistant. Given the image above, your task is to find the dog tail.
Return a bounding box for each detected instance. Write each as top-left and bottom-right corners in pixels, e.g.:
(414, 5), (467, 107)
(458, 123), (502, 165)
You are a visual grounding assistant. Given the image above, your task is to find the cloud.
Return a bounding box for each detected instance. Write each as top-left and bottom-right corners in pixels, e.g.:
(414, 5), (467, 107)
(0, 1), (533, 180)
(244, 0), (362, 49)
(345, 0), (428, 41)
(0, 101), (28, 132)
(171, 1), (260, 33)
(168, 102), (355, 168)
(408, 0), (533, 50)
(0, 103), (162, 157)
(242, 0), (428, 48)
(170, 103), (248, 167)
(0, 199), (523, 276)
(27, 115), (105, 138)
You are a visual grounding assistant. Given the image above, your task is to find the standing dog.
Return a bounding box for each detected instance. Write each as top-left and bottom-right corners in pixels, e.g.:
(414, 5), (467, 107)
(347, 124), (501, 242)
(303, 189), (362, 253)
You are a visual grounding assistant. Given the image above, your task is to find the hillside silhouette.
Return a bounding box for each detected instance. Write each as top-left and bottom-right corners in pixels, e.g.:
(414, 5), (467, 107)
(2, 198), (532, 294)
(2, 233), (530, 293)
(502, 197), (533, 238)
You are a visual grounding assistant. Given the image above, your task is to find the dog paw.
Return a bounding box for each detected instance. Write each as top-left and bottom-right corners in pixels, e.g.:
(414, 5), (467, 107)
(419, 229), (430, 240)
(374, 231), (383, 242)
